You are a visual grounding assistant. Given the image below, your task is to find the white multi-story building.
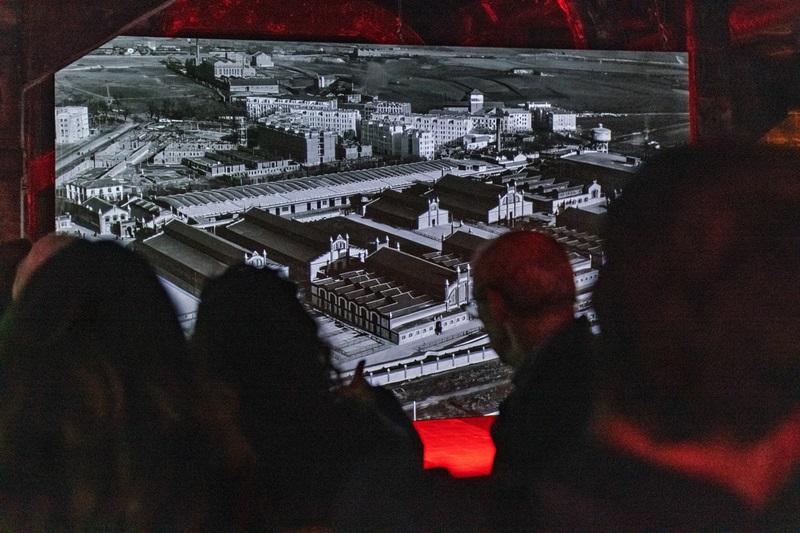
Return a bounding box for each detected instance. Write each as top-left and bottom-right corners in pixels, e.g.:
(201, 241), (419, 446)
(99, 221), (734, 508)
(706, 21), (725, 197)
(528, 102), (553, 111)
(55, 106), (90, 144)
(401, 129), (436, 160)
(257, 124), (338, 165)
(360, 120), (405, 155)
(401, 114), (473, 146)
(529, 101), (573, 132)
(262, 109), (361, 136)
(506, 108), (534, 131)
(246, 95), (338, 118)
(369, 100), (412, 117)
(65, 177), (124, 203)
(470, 108), (532, 133)
(360, 119), (436, 160)
(547, 110), (577, 132)
(370, 113), (473, 149)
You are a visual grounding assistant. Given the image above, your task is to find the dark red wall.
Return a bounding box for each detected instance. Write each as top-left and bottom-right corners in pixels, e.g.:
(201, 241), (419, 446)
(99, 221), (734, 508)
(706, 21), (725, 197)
(4, 0), (800, 241)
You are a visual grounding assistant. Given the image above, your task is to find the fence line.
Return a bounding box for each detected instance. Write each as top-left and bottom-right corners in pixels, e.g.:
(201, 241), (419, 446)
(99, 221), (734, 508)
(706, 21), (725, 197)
(365, 345), (498, 386)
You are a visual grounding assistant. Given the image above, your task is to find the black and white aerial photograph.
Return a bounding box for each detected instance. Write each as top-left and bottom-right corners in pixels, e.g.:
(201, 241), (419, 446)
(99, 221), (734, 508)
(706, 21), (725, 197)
(54, 35), (690, 420)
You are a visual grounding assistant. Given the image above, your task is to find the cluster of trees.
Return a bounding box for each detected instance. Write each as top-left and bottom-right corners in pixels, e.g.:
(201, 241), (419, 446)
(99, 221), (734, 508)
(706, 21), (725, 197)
(58, 96), (131, 126)
(145, 98), (244, 122)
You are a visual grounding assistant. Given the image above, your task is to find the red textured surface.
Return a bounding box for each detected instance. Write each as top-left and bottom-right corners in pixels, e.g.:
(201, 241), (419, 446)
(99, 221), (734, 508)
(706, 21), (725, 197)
(729, 0), (800, 42)
(20, 0), (694, 239)
(158, 0), (423, 45)
(414, 415), (496, 478)
(143, 0), (596, 49)
(729, 0), (800, 58)
(26, 151), (55, 239)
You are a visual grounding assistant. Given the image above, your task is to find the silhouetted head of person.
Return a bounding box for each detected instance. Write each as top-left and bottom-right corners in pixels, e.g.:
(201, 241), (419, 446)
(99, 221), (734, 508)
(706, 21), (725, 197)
(595, 143), (800, 444)
(192, 264), (334, 416)
(0, 239), (201, 529)
(471, 230), (576, 369)
(11, 232), (76, 300)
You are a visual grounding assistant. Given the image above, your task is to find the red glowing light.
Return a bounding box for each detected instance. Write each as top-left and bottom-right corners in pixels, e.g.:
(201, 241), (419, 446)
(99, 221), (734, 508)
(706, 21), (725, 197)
(414, 416), (496, 478)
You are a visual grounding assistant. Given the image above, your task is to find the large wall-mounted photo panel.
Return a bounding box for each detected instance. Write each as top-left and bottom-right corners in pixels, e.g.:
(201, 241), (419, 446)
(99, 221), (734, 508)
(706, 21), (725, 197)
(54, 35), (689, 420)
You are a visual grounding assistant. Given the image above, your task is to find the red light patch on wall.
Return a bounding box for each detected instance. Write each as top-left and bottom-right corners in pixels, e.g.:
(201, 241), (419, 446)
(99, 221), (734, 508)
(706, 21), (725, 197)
(25, 150), (55, 239)
(414, 415), (496, 478)
(160, 0), (423, 45)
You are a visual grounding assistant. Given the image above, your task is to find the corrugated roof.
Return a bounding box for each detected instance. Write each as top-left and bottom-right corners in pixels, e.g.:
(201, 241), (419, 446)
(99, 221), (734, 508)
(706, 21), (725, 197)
(316, 267), (436, 319)
(366, 247), (456, 289)
(155, 160), (457, 219)
(138, 220), (254, 280)
(310, 216), (436, 257)
(219, 214), (326, 263)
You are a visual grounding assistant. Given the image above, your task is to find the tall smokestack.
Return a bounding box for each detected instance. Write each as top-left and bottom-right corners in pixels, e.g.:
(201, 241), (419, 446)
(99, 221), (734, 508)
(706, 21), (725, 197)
(496, 116), (502, 152)
(195, 38), (200, 65)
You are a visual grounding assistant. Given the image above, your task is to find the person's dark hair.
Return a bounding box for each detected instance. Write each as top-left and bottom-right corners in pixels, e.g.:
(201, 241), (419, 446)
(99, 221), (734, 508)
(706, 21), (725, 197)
(595, 143), (800, 443)
(0, 239), (206, 530)
(191, 265), (355, 528)
(192, 264), (335, 400)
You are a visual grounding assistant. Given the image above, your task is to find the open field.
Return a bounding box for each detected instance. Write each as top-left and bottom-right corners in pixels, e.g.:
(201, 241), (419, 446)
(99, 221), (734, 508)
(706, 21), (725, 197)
(56, 55), (226, 116)
(57, 39), (690, 146)
(343, 54), (688, 115)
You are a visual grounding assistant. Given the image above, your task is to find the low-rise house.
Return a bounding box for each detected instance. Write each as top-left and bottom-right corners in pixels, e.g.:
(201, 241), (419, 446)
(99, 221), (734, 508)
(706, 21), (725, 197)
(527, 180), (604, 215)
(125, 197), (175, 229)
(433, 174), (534, 224)
(67, 196), (131, 236)
(364, 189), (450, 230)
(152, 141), (237, 165)
(182, 155), (247, 178)
(65, 176), (125, 204)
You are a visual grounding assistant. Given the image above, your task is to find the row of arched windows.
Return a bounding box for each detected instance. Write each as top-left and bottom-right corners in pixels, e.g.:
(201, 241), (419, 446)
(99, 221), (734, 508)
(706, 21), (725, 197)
(314, 287), (386, 338)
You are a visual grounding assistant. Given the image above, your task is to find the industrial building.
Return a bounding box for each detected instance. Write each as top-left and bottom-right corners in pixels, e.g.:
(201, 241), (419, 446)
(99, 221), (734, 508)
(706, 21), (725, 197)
(136, 219), (286, 297)
(153, 159), (458, 222)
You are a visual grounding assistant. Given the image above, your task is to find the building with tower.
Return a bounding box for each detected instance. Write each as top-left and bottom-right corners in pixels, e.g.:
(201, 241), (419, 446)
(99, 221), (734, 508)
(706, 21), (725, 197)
(469, 89), (484, 113)
(364, 189), (450, 230)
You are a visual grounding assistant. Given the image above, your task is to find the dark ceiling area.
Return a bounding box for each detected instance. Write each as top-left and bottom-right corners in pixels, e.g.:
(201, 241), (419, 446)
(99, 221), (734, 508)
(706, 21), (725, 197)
(128, 0), (688, 52)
